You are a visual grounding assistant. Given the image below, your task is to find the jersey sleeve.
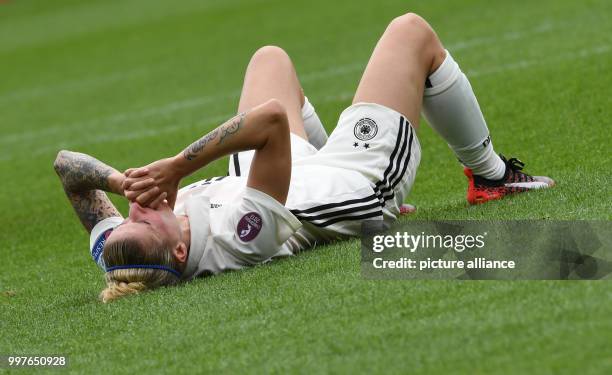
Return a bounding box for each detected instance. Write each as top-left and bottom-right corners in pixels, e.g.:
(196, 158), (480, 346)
(214, 187), (302, 266)
(89, 216), (123, 271)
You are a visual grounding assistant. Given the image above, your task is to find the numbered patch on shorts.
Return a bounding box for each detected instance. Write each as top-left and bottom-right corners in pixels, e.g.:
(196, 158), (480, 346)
(354, 118), (378, 141)
(237, 212), (263, 242)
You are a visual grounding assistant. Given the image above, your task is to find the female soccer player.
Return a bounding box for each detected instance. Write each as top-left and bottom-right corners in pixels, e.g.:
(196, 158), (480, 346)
(54, 13), (553, 302)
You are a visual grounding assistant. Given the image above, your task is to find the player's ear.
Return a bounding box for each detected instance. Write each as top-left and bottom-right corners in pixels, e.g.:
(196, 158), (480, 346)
(172, 242), (188, 264)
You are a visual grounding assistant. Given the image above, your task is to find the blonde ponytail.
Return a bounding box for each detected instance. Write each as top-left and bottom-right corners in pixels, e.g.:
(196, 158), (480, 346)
(99, 236), (181, 303)
(100, 280), (147, 303)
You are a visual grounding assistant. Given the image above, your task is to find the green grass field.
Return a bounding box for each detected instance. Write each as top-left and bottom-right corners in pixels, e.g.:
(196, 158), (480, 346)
(1, 0), (611, 373)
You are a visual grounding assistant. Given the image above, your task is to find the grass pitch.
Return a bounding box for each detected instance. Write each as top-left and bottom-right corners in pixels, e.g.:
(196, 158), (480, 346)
(1, 0), (611, 373)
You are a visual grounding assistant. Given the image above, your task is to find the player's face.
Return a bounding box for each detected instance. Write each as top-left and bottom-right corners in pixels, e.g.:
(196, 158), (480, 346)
(110, 201), (181, 248)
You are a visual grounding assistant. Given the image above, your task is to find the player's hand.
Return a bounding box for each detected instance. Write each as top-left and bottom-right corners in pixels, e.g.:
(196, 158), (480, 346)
(122, 157), (181, 209)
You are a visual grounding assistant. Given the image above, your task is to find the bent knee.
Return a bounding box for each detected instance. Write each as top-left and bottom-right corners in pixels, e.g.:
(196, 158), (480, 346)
(386, 13), (436, 42)
(388, 13), (431, 31)
(250, 45), (291, 65)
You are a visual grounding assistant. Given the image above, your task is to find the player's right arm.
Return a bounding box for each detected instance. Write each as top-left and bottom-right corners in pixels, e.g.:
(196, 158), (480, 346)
(53, 151), (126, 233)
(123, 99), (292, 205)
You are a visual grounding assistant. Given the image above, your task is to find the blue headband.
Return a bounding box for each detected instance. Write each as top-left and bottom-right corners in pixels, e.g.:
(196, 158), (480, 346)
(105, 265), (181, 278)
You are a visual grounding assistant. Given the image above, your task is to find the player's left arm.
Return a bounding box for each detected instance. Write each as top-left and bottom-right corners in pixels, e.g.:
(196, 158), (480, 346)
(53, 150), (125, 233)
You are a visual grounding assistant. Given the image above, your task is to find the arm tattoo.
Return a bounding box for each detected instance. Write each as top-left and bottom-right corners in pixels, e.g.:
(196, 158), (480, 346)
(182, 112), (247, 161)
(53, 151), (114, 192)
(53, 151), (122, 232)
(65, 189), (122, 232)
(183, 129), (219, 161)
(218, 112), (246, 144)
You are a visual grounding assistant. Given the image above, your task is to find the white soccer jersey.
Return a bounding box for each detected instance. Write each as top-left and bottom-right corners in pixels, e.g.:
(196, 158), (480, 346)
(173, 183), (301, 279)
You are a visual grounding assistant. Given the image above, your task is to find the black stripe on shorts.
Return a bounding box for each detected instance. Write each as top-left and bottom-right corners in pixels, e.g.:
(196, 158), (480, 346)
(299, 210), (383, 228)
(292, 201), (381, 221)
(290, 194), (382, 228)
(290, 193), (378, 215)
(374, 116), (412, 204)
(380, 125), (414, 203)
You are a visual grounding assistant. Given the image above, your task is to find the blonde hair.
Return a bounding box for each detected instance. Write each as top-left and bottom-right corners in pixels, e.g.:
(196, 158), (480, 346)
(99, 236), (181, 303)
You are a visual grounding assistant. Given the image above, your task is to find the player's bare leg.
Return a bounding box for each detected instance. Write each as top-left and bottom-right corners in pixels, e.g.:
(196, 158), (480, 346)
(352, 14), (446, 214)
(356, 13), (553, 205)
(238, 45), (308, 139)
(229, 46), (328, 176)
(353, 14), (446, 128)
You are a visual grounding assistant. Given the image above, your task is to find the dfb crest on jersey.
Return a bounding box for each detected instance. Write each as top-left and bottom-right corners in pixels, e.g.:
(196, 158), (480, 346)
(354, 118), (378, 141)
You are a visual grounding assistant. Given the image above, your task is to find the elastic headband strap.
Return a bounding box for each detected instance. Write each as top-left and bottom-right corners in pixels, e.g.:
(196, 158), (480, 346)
(105, 265), (181, 278)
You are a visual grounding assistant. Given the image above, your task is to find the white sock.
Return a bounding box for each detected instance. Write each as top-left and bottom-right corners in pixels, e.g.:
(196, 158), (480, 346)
(422, 51), (505, 180)
(302, 96), (328, 150)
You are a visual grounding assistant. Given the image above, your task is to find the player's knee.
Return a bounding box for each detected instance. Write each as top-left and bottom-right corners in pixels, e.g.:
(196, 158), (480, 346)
(389, 13), (429, 31)
(387, 13), (436, 45)
(250, 45), (291, 66)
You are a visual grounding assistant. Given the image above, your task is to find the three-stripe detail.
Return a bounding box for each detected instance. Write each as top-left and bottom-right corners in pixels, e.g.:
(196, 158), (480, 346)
(187, 175), (228, 190)
(290, 115), (413, 228)
(372, 116), (414, 205)
(290, 193), (382, 227)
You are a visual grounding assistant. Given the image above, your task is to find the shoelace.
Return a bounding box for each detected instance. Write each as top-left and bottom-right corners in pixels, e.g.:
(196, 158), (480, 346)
(500, 154), (525, 172)
(500, 154), (532, 183)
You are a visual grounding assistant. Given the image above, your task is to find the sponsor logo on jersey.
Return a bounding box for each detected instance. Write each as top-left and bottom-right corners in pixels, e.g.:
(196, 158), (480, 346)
(354, 118), (378, 141)
(237, 212), (263, 242)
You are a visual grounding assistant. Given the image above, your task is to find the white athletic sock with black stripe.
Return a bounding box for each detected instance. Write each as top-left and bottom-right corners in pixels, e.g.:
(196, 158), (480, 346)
(302, 96), (328, 150)
(422, 51), (505, 180)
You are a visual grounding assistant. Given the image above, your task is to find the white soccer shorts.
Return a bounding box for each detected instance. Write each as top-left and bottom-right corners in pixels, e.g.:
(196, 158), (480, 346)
(229, 102), (421, 224)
